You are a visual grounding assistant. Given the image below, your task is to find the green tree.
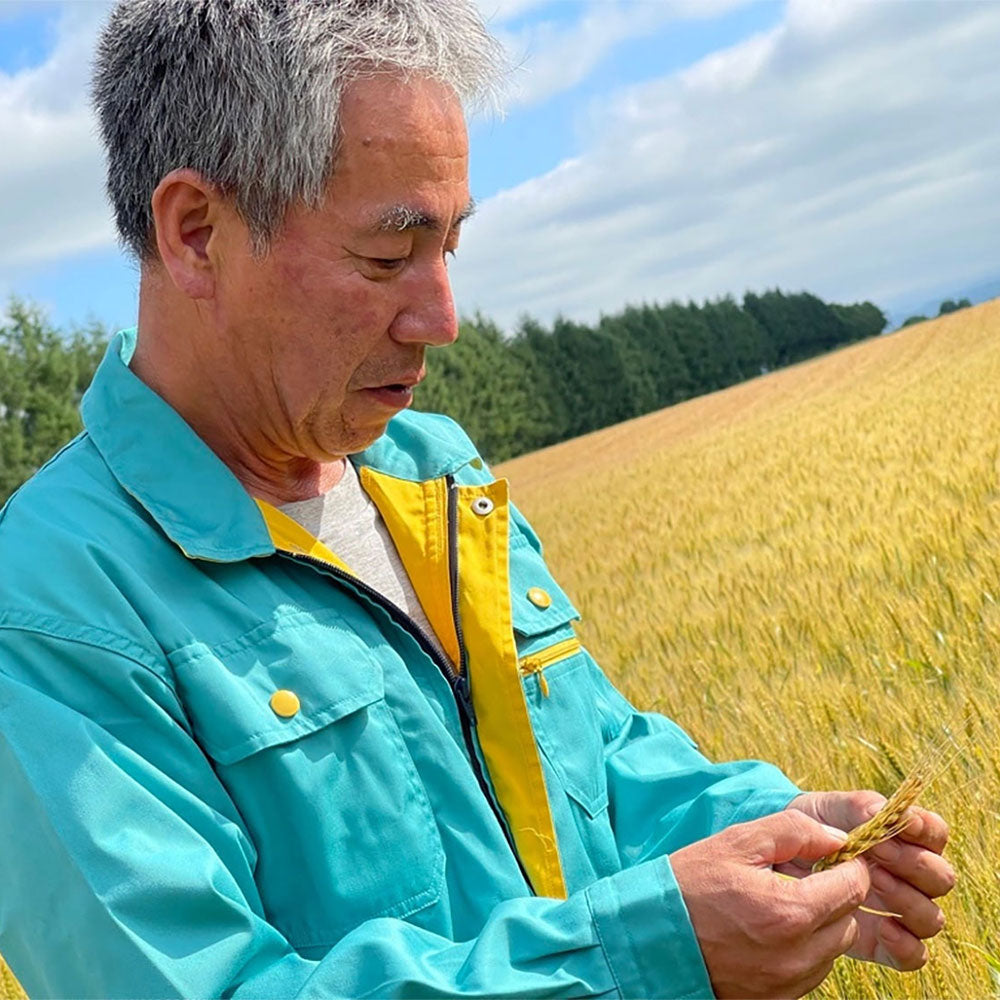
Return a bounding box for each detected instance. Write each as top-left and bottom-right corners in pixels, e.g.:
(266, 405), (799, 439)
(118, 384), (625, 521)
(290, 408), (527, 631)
(413, 314), (556, 463)
(744, 290), (853, 366)
(661, 301), (727, 395)
(831, 301), (887, 342)
(509, 316), (572, 449)
(701, 296), (774, 381)
(744, 290), (798, 366)
(601, 305), (690, 411)
(549, 316), (638, 437)
(938, 298), (972, 316)
(0, 299), (107, 505)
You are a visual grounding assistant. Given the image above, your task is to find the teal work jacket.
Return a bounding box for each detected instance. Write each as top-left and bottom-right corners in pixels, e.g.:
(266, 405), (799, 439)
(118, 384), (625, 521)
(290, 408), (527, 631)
(0, 331), (799, 999)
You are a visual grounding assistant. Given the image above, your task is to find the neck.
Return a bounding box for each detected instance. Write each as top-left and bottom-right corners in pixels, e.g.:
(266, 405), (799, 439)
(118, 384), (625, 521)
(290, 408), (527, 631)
(132, 274), (346, 506)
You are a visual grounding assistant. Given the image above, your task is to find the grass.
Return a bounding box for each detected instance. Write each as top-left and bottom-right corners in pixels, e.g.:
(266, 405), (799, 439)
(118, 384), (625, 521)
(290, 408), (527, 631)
(2, 303), (997, 999)
(497, 299), (1000, 998)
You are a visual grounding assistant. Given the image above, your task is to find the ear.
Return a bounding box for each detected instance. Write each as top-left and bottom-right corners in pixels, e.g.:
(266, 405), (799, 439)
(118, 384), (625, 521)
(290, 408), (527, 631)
(150, 168), (226, 300)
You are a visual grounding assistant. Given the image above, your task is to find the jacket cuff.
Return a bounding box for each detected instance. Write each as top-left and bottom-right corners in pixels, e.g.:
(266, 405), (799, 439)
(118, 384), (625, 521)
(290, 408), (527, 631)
(585, 856), (715, 1000)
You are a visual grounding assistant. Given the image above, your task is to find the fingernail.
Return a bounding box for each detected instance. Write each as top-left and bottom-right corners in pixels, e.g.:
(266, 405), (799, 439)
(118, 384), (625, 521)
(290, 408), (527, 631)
(865, 799), (885, 820)
(821, 823), (849, 842)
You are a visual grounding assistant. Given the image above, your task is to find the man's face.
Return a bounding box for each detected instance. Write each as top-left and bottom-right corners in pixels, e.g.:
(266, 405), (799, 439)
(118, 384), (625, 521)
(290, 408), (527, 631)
(215, 73), (470, 461)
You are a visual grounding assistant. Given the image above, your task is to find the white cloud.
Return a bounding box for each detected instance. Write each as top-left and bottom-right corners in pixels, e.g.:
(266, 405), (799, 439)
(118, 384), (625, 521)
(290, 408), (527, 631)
(451, 1), (1000, 329)
(0, 1), (115, 268)
(494, 0), (755, 108)
(3, 0), (706, 268)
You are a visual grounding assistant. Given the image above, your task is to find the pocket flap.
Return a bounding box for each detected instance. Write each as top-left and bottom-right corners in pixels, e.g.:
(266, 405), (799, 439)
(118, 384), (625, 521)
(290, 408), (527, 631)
(171, 611), (385, 765)
(508, 532), (580, 637)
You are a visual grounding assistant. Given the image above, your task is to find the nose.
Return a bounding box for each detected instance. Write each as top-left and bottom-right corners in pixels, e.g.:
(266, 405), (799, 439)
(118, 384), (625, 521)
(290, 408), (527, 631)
(389, 257), (459, 347)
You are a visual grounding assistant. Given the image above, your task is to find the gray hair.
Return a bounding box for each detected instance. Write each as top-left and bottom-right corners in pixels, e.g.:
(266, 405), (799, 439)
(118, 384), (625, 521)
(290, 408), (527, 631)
(91, 0), (505, 260)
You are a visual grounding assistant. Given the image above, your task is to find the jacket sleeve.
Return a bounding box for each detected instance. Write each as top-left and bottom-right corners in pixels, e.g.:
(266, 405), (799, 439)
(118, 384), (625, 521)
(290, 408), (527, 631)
(0, 628), (716, 1000)
(586, 651), (801, 868)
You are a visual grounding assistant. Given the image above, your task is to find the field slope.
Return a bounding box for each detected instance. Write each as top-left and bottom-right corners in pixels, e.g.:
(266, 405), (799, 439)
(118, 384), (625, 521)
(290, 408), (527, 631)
(498, 299), (1000, 998)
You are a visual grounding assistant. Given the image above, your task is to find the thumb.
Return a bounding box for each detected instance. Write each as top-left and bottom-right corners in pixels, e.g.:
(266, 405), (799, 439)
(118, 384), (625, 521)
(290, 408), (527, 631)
(749, 809), (850, 866)
(791, 790), (886, 833)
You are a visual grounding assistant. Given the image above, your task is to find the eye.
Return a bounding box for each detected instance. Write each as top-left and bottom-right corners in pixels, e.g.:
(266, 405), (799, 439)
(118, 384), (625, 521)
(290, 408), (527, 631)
(368, 257), (406, 273)
(443, 248), (457, 266)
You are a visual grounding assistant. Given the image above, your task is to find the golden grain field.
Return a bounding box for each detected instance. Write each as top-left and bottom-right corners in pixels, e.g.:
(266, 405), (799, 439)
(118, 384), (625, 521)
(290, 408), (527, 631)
(2, 302), (998, 1000)
(497, 299), (1000, 999)
(0, 959), (21, 1000)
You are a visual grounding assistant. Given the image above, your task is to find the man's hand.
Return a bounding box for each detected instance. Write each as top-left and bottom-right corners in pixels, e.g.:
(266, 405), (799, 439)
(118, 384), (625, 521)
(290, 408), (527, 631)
(786, 791), (955, 971)
(670, 811), (870, 999)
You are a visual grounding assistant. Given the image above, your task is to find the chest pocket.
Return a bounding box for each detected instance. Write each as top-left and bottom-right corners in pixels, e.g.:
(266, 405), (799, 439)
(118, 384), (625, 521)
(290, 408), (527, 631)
(509, 532), (609, 819)
(170, 608), (444, 949)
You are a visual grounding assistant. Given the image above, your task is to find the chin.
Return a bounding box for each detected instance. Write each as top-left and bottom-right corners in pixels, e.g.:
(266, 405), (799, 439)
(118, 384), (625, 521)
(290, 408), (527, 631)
(327, 424), (392, 458)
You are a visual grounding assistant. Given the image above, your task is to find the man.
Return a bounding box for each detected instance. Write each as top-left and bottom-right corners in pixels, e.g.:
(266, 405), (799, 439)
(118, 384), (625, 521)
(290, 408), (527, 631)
(0, 1), (952, 997)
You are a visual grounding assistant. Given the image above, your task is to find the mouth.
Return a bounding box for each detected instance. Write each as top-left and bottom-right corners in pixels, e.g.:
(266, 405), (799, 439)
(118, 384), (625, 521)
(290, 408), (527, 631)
(363, 372), (424, 409)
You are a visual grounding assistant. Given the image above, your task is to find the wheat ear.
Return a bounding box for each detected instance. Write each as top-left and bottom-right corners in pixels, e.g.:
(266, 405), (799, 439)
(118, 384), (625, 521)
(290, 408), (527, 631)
(811, 727), (959, 873)
(811, 772), (924, 872)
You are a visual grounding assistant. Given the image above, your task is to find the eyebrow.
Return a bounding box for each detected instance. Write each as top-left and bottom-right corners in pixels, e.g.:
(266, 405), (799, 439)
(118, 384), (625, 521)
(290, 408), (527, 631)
(372, 199), (477, 234)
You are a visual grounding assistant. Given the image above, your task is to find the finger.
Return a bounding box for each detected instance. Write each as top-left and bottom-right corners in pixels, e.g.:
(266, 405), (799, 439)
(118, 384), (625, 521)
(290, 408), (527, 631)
(753, 810), (851, 866)
(793, 789), (886, 833)
(784, 914), (859, 998)
(791, 859), (870, 929)
(872, 919), (930, 972)
(868, 865), (946, 940)
(866, 839), (956, 898)
(894, 807), (949, 854)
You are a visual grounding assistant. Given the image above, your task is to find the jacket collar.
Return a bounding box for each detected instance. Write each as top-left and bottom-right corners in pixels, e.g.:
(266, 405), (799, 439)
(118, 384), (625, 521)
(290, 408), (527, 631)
(81, 329), (478, 562)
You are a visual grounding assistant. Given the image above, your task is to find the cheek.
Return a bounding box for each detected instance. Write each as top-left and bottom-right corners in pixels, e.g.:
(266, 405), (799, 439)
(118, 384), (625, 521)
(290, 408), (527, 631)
(276, 255), (393, 339)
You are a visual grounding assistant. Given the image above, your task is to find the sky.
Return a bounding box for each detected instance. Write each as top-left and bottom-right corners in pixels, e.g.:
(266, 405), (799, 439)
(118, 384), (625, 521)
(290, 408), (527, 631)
(1, 0), (998, 335)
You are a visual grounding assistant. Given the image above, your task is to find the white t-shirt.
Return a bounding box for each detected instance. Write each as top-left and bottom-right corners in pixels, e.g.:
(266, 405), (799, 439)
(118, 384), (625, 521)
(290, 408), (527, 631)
(279, 460), (448, 661)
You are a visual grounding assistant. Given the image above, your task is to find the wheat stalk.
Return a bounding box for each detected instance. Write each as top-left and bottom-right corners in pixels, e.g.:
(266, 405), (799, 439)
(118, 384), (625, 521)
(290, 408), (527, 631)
(811, 727), (959, 873)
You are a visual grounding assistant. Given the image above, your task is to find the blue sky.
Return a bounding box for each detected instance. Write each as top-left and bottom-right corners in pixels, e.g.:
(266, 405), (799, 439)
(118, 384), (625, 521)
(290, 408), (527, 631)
(2, 0), (999, 334)
(467, 3), (783, 194)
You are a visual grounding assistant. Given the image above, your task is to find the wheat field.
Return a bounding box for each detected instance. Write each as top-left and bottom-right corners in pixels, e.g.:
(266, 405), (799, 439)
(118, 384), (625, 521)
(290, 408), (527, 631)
(497, 299), (1000, 998)
(2, 302), (998, 999)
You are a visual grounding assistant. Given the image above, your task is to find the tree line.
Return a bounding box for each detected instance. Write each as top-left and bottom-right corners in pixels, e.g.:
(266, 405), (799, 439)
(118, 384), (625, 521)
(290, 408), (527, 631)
(0, 300), (106, 504)
(414, 290), (886, 462)
(900, 297), (972, 329)
(1, 288), (886, 504)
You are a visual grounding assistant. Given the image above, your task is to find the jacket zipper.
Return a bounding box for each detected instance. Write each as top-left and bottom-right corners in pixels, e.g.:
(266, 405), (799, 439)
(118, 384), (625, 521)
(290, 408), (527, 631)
(282, 509), (531, 889)
(445, 476), (533, 889)
(518, 637), (582, 697)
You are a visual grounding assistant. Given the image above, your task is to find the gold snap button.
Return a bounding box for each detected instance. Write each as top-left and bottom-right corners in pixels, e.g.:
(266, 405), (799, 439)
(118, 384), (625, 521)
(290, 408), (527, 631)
(527, 587), (552, 609)
(470, 457), (484, 470)
(269, 689), (300, 718)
